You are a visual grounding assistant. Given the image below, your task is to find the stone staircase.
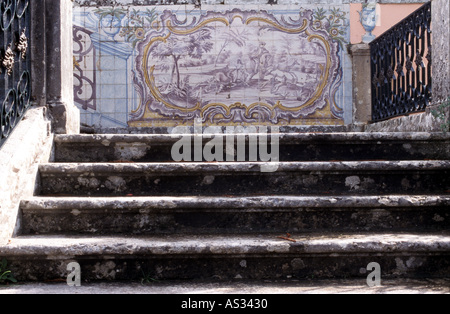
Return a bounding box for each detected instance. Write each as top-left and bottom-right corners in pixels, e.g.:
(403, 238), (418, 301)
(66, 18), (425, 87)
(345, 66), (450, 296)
(2, 132), (450, 282)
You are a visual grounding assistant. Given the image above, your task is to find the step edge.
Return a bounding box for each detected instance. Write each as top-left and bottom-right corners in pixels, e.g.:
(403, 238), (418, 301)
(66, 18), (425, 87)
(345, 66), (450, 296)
(20, 195), (450, 212)
(54, 132), (450, 144)
(38, 160), (450, 174)
(3, 234), (450, 258)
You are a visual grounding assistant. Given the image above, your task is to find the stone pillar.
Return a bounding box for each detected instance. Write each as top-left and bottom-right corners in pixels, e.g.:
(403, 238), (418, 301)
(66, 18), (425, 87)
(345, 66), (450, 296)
(426, 0), (450, 131)
(30, 0), (46, 108)
(431, 0), (450, 106)
(350, 44), (372, 125)
(31, 0), (80, 134)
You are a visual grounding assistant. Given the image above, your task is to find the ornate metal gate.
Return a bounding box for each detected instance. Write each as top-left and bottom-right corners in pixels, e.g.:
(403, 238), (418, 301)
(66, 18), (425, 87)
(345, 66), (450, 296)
(0, 0), (31, 148)
(370, 2), (432, 122)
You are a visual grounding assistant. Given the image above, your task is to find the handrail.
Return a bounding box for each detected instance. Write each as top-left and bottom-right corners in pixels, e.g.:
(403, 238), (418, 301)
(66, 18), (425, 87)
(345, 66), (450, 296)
(369, 2), (432, 123)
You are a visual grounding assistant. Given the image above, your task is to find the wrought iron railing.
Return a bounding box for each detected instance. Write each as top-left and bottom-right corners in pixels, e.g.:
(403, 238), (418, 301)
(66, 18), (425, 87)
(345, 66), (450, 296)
(370, 2), (432, 122)
(0, 0), (31, 148)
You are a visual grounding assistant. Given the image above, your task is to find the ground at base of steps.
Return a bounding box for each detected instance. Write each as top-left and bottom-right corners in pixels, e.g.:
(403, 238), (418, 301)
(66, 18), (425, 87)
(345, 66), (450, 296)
(1, 279), (449, 294)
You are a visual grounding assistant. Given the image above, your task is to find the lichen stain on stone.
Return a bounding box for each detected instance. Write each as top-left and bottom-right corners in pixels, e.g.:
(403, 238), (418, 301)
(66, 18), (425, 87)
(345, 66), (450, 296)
(94, 261), (117, 280)
(266, 243), (290, 253)
(378, 198), (398, 206)
(403, 143), (412, 150)
(114, 142), (150, 161)
(371, 209), (392, 221)
(202, 176), (215, 185)
(361, 177), (375, 189)
(105, 176), (127, 192)
(71, 209), (81, 216)
(395, 258), (408, 274)
(394, 256), (424, 274)
(401, 178), (411, 189)
(302, 175), (319, 186)
(433, 214), (445, 222)
(406, 257), (424, 269)
(345, 176), (361, 190)
(291, 258), (306, 270)
(138, 215), (150, 229)
(57, 260), (77, 278)
(77, 177), (100, 189)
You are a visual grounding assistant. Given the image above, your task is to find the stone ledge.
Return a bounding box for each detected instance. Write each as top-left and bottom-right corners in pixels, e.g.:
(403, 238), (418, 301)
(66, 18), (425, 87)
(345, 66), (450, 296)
(21, 195), (450, 212)
(54, 132), (450, 144)
(365, 112), (442, 133)
(1, 279), (450, 295)
(90, 125), (365, 135)
(20, 195), (450, 235)
(2, 233), (450, 281)
(38, 160), (450, 175)
(3, 233), (450, 257)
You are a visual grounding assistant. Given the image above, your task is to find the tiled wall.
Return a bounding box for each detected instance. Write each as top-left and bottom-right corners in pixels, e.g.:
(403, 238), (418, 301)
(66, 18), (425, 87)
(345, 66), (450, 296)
(73, 1), (355, 128)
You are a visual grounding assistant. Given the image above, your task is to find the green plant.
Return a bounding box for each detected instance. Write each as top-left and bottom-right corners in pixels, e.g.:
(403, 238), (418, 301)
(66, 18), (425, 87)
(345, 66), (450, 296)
(431, 97), (450, 133)
(140, 269), (160, 285)
(0, 259), (17, 285)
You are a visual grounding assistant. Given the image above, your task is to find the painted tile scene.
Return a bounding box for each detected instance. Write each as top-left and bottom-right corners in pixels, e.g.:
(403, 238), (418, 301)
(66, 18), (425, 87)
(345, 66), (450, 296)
(136, 8), (348, 126)
(73, 2), (355, 128)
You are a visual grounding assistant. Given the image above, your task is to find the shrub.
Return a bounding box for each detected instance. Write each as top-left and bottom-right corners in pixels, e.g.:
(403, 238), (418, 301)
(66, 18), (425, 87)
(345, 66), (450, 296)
(431, 97), (450, 133)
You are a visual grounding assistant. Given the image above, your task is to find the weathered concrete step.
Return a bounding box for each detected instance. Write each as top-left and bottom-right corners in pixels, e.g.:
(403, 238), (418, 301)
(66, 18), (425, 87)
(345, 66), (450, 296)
(20, 196), (450, 235)
(87, 125), (365, 135)
(53, 133), (450, 162)
(3, 279), (450, 294)
(38, 161), (450, 196)
(2, 233), (450, 281)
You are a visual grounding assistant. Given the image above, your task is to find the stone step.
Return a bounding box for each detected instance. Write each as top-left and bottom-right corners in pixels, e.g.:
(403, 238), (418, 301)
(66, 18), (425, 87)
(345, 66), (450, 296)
(20, 196), (450, 235)
(90, 125), (365, 135)
(37, 161), (450, 197)
(2, 233), (450, 281)
(3, 279), (450, 294)
(53, 133), (450, 163)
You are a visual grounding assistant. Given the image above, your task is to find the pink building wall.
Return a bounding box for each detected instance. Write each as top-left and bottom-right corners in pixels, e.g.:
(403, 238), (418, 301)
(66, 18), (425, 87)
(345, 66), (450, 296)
(350, 3), (425, 44)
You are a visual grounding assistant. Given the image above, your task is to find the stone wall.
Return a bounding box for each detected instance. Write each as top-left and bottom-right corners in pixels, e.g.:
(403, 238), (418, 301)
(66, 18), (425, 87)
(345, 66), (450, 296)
(0, 108), (53, 244)
(430, 0), (450, 106)
(0, 0), (80, 245)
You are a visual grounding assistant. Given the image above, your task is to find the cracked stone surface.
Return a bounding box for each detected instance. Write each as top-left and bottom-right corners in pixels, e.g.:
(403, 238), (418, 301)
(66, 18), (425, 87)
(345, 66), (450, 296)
(37, 161), (450, 197)
(19, 196), (450, 235)
(2, 279), (450, 295)
(54, 133), (450, 163)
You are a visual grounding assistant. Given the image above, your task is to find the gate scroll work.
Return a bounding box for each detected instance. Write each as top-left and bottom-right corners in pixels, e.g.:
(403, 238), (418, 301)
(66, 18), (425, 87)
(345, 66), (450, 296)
(129, 8), (346, 127)
(0, 0), (30, 147)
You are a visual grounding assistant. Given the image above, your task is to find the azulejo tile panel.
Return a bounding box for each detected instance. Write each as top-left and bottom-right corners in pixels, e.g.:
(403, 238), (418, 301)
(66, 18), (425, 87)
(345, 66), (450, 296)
(73, 4), (352, 128)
